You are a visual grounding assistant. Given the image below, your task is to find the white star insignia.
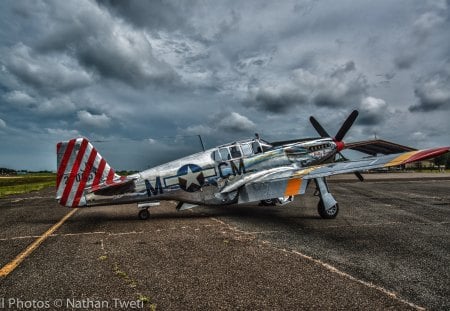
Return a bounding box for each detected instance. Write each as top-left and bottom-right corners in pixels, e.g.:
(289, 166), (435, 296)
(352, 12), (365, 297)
(180, 166), (202, 189)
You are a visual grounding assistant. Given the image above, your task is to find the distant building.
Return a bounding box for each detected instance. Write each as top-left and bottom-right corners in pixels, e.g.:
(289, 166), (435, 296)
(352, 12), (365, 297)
(0, 168), (17, 175)
(405, 160), (438, 170)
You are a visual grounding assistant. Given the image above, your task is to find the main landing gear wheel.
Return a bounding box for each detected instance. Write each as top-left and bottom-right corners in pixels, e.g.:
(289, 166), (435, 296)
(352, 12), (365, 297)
(318, 200), (339, 219)
(138, 209), (150, 220)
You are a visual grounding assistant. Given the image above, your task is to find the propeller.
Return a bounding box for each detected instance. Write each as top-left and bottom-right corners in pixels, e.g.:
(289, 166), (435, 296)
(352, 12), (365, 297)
(335, 110), (359, 142)
(310, 110), (364, 181)
(309, 116), (330, 138)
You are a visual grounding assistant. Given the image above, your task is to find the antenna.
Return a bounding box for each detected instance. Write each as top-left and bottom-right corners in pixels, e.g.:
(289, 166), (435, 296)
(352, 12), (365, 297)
(198, 135), (205, 151)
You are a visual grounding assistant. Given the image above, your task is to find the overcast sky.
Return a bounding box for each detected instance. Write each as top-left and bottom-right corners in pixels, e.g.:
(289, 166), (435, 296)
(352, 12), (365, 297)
(0, 0), (449, 171)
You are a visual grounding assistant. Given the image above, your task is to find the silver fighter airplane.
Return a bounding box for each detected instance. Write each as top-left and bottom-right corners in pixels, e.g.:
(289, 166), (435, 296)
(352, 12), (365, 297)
(56, 110), (449, 219)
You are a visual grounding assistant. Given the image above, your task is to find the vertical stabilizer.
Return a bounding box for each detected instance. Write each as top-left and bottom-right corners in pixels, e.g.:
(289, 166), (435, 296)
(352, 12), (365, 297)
(56, 138), (121, 207)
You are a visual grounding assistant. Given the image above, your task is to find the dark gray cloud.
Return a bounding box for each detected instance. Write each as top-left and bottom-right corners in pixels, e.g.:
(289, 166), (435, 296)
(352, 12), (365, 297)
(0, 0), (449, 170)
(2, 43), (93, 94)
(394, 53), (417, 70)
(245, 63), (367, 113)
(392, 1), (449, 71)
(97, 0), (191, 32)
(31, 1), (178, 89)
(246, 90), (308, 113)
(330, 61), (356, 78)
(410, 72), (450, 112)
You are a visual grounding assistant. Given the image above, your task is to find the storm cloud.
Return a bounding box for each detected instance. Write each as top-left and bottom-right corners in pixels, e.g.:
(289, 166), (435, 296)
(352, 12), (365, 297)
(410, 72), (450, 112)
(0, 0), (449, 170)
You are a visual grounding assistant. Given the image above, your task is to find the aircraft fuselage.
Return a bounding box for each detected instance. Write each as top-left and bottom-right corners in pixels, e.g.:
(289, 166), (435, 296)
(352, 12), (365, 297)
(84, 138), (339, 207)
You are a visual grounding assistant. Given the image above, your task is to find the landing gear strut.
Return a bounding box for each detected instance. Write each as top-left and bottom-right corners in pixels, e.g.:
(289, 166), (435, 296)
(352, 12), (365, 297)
(314, 177), (339, 219)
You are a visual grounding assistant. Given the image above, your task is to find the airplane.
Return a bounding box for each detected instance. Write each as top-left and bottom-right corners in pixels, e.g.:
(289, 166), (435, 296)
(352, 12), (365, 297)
(56, 110), (449, 220)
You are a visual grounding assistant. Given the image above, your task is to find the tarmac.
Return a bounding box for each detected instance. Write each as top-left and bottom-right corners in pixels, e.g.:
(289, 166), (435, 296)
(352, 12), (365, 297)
(0, 173), (449, 310)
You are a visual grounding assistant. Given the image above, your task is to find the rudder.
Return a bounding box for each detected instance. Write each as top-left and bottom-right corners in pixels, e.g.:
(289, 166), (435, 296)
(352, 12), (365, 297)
(56, 138), (120, 207)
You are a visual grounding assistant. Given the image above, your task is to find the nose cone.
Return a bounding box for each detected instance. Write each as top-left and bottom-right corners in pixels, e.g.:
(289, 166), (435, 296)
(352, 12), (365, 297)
(335, 141), (345, 152)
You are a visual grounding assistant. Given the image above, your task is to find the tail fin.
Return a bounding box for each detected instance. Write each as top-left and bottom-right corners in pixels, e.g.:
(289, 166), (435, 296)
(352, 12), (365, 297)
(56, 138), (121, 207)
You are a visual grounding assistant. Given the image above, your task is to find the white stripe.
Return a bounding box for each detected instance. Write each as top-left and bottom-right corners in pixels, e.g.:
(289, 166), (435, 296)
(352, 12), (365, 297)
(66, 141), (93, 206)
(101, 166), (111, 184)
(165, 176), (179, 187)
(57, 138), (84, 201)
(203, 168), (216, 178)
(56, 144), (76, 199)
(85, 152), (103, 188)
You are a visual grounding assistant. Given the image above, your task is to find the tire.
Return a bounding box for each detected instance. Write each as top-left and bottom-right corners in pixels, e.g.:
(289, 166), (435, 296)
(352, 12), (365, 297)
(318, 200), (339, 219)
(138, 209), (150, 220)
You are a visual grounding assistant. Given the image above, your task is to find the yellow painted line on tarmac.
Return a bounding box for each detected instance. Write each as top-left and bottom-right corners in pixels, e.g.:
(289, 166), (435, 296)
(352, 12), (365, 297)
(0, 208), (78, 278)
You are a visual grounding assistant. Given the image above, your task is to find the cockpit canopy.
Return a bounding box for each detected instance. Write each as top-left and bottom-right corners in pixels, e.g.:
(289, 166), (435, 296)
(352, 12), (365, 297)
(211, 139), (271, 161)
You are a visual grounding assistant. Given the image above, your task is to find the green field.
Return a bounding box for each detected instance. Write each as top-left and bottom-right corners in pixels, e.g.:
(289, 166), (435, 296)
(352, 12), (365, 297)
(0, 173), (55, 198)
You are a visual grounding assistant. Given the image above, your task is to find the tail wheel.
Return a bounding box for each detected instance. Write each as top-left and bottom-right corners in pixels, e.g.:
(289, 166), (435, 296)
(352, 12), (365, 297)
(138, 209), (150, 220)
(318, 200), (339, 219)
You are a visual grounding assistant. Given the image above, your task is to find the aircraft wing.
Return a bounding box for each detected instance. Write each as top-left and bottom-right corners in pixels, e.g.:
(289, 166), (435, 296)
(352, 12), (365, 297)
(344, 139), (416, 155)
(234, 146), (449, 203)
(299, 146), (449, 179)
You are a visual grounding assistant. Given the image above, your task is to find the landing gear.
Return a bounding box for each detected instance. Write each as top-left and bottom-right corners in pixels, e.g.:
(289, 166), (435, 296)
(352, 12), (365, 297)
(314, 177), (339, 219)
(138, 209), (149, 220)
(137, 201), (160, 220)
(318, 200), (339, 219)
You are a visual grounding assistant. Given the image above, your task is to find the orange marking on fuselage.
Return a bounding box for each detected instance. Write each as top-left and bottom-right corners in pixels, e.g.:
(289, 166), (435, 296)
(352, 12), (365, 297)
(284, 178), (302, 196)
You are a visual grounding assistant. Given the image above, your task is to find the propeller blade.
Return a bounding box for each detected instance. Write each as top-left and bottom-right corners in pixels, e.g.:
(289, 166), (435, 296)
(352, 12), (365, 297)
(309, 116), (331, 138)
(335, 110), (359, 142)
(337, 152), (348, 161)
(354, 171), (364, 182)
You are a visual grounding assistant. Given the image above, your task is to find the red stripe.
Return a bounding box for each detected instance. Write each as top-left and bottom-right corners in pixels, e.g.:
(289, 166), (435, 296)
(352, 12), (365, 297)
(72, 149), (97, 207)
(403, 147), (450, 164)
(60, 139), (89, 206)
(106, 169), (115, 183)
(56, 139), (76, 189)
(92, 158), (106, 187)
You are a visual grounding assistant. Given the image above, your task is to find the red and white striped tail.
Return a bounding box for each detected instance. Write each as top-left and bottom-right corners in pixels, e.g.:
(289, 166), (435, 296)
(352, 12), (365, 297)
(56, 138), (121, 207)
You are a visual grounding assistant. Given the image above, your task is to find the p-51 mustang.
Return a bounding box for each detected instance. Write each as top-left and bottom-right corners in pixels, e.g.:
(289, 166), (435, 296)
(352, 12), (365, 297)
(56, 110), (449, 219)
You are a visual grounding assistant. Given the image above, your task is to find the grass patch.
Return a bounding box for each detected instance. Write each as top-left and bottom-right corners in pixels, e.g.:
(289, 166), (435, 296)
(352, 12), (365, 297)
(0, 173), (55, 198)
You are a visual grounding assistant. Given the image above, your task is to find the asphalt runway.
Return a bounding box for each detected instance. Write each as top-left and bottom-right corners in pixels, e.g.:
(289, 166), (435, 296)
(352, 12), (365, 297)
(0, 176), (449, 310)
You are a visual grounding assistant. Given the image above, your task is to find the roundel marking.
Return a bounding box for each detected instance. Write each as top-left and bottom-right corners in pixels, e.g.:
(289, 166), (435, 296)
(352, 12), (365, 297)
(177, 164), (205, 192)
